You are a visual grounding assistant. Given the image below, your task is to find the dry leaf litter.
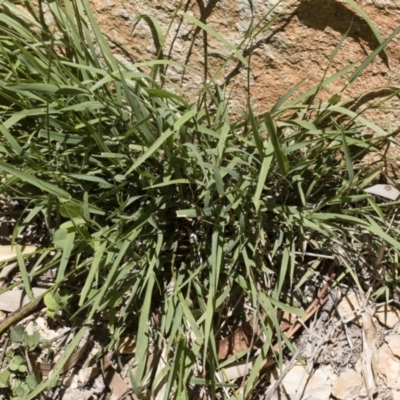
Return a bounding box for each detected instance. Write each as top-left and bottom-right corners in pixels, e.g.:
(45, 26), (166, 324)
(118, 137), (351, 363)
(266, 289), (400, 400)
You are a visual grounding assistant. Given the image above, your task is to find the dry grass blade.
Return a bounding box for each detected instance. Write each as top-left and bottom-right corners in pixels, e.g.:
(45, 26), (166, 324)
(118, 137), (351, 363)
(360, 307), (379, 399)
(101, 355), (131, 400)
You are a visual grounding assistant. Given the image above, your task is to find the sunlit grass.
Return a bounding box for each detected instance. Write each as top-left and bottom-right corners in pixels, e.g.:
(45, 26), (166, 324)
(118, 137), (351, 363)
(0, 0), (400, 398)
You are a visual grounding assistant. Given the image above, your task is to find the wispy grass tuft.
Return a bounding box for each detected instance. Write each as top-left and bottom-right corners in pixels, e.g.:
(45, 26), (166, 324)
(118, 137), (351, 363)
(0, 0), (400, 398)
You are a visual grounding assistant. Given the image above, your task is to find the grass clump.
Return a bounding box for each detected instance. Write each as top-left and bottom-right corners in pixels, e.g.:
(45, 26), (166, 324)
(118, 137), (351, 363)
(0, 0), (400, 398)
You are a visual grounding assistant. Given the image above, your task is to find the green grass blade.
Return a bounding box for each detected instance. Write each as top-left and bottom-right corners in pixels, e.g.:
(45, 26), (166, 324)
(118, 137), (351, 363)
(125, 108), (197, 174)
(248, 103), (264, 158)
(0, 122), (23, 155)
(343, 0), (387, 58)
(0, 161), (70, 199)
(135, 274), (155, 384)
(348, 25), (400, 84)
(264, 112), (288, 175)
(79, 240), (107, 306)
(339, 125), (354, 184)
(182, 13), (248, 67)
(253, 138), (274, 211)
(16, 246), (34, 301)
(55, 230), (76, 282)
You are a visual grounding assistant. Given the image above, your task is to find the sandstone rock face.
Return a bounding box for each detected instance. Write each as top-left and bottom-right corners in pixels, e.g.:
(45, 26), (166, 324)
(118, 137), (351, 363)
(87, 0), (400, 113)
(86, 0), (400, 173)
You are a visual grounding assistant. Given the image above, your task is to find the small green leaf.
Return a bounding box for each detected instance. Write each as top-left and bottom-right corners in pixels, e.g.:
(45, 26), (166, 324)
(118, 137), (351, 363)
(14, 384), (27, 397)
(26, 374), (38, 391)
(0, 370), (10, 387)
(10, 326), (25, 343)
(53, 228), (68, 249)
(328, 94), (341, 105)
(12, 355), (25, 366)
(59, 201), (82, 218)
(9, 356), (25, 372)
(9, 362), (19, 371)
(25, 331), (40, 351)
(18, 365), (28, 373)
(44, 292), (61, 312)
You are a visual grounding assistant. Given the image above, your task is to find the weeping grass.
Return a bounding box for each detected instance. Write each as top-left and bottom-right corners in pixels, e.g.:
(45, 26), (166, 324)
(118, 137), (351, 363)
(0, 0), (400, 398)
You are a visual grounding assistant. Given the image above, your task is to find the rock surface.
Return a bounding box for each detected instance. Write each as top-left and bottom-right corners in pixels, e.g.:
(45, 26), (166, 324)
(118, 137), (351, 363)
(84, 0), (400, 174)
(86, 0), (400, 112)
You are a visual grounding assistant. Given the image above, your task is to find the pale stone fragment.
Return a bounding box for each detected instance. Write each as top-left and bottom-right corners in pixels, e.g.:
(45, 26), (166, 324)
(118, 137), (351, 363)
(392, 390), (400, 400)
(59, 388), (95, 400)
(269, 364), (333, 400)
(331, 369), (363, 400)
(377, 344), (400, 390)
(302, 365), (334, 400)
(0, 287), (46, 312)
(387, 334), (400, 358)
(337, 293), (362, 325)
(0, 245), (37, 262)
(374, 304), (400, 328)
